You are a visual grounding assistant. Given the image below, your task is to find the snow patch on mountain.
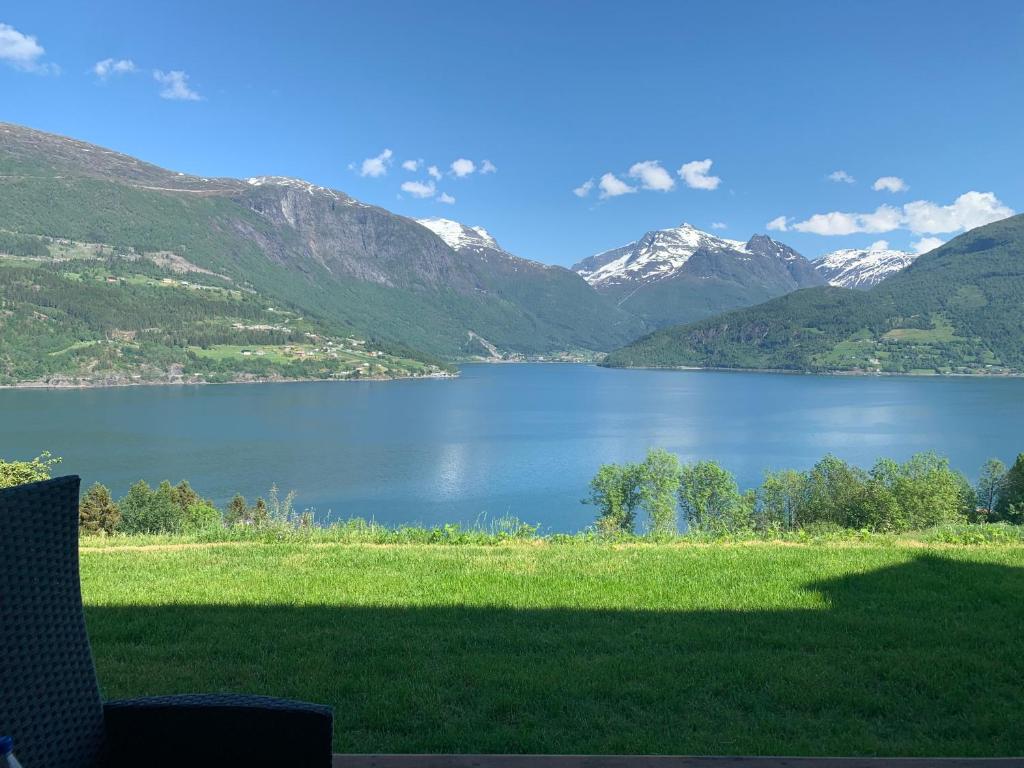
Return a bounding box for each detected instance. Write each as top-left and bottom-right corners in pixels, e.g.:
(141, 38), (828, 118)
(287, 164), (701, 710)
(815, 245), (919, 289)
(417, 217), (500, 253)
(574, 223), (749, 287)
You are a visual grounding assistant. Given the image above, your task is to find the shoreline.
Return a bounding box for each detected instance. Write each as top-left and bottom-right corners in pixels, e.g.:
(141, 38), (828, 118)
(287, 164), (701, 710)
(599, 363), (1024, 379)
(0, 370), (459, 390)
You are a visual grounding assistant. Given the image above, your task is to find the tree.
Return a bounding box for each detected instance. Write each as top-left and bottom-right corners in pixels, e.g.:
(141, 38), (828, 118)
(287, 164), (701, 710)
(678, 460), (743, 532)
(800, 455), (868, 528)
(994, 454), (1024, 522)
(119, 480), (184, 534)
(976, 459), (1007, 518)
(171, 480), (201, 516)
(224, 494), (250, 526)
(0, 451), (61, 489)
(251, 497), (269, 527)
(758, 469), (806, 530)
(640, 449), (682, 535)
(183, 502), (222, 531)
(79, 483), (120, 535)
(587, 462), (643, 533)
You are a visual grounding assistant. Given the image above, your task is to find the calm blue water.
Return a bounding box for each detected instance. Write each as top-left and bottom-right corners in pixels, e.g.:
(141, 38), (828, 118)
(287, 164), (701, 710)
(1, 364), (1022, 531)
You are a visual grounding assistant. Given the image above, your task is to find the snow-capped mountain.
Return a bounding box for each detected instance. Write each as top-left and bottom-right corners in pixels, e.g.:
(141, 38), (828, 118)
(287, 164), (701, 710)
(417, 217), (502, 255)
(571, 223), (824, 328)
(814, 246), (920, 289)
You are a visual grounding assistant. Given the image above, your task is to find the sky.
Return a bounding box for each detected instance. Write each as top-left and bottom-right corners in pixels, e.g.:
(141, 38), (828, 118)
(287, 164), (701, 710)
(1, 1), (1022, 265)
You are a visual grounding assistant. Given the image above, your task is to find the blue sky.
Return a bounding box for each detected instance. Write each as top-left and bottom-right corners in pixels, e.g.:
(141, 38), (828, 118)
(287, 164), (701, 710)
(2, 1), (1022, 265)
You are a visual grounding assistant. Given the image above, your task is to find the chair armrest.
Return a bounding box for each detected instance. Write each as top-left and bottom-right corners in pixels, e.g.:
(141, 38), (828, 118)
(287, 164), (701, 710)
(103, 693), (333, 768)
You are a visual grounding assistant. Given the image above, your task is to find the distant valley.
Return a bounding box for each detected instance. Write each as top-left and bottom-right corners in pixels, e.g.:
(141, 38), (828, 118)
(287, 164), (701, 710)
(0, 122), (1017, 386)
(605, 214), (1024, 375)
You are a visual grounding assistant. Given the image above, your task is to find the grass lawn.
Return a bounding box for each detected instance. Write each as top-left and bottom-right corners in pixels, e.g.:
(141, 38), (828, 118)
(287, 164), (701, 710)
(80, 541), (1024, 756)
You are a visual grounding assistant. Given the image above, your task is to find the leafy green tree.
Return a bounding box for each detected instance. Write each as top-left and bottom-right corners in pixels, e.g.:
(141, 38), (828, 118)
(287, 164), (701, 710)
(0, 451), (61, 489)
(976, 459), (1007, 518)
(183, 502), (222, 532)
(994, 454), (1024, 522)
(171, 480), (201, 516)
(800, 455), (869, 528)
(79, 482), (120, 534)
(251, 497), (269, 527)
(119, 480), (184, 534)
(587, 462), (644, 533)
(678, 460), (743, 532)
(757, 469), (806, 531)
(224, 494), (250, 526)
(640, 449), (682, 535)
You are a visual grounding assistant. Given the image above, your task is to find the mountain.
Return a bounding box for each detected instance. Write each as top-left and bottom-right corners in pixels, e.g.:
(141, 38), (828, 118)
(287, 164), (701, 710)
(416, 217), (644, 357)
(572, 223), (824, 328)
(815, 245), (920, 289)
(0, 123), (642, 376)
(603, 213), (1024, 374)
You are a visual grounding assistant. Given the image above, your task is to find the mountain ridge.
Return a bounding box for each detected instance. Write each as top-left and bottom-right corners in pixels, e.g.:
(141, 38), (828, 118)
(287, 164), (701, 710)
(572, 222), (825, 328)
(603, 213), (1024, 374)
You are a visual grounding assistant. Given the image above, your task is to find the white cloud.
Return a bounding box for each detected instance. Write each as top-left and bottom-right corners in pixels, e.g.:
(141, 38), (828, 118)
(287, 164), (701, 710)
(678, 159), (721, 190)
(628, 160), (675, 192)
(828, 170), (856, 184)
(573, 179), (594, 198)
(873, 176), (908, 193)
(401, 159), (420, 172)
(480, 159), (497, 174)
(94, 58), (135, 79)
(711, 222), (727, 230)
(911, 236), (944, 254)
(401, 180), (436, 198)
(902, 191), (1012, 234)
(437, 192), (456, 204)
(359, 148), (393, 178)
(0, 22), (55, 73)
(598, 172), (637, 199)
(153, 69), (200, 101)
(868, 240), (890, 251)
(450, 158), (476, 177)
(792, 205), (902, 235)
(427, 165), (442, 181)
(766, 216), (789, 232)
(790, 191), (1013, 237)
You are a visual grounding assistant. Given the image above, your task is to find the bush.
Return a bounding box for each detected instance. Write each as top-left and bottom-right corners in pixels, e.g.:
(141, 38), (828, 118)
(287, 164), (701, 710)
(586, 462), (644, 533)
(678, 460), (750, 533)
(0, 451), (61, 489)
(640, 449), (682, 535)
(119, 480), (185, 534)
(994, 454), (1024, 521)
(79, 482), (120, 534)
(183, 502), (222, 532)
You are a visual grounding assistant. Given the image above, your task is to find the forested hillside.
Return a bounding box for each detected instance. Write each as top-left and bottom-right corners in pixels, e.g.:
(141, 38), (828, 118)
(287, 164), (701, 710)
(604, 214), (1024, 374)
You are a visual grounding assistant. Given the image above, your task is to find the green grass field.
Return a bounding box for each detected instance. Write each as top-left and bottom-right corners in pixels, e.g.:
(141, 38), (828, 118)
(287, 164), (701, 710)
(80, 540), (1024, 756)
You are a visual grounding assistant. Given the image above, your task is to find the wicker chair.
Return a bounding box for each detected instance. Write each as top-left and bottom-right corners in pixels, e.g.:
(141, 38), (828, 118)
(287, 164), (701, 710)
(0, 476), (333, 768)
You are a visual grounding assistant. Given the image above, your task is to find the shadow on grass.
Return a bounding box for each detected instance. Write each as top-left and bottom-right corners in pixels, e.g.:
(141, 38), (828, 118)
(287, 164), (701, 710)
(85, 555), (1024, 756)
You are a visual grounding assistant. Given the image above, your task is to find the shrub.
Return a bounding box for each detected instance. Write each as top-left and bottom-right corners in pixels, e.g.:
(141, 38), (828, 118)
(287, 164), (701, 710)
(639, 449), (682, 535)
(678, 460), (747, 532)
(0, 452), (61, 489)
(79, 482), (120, 534)
(119, 480), (185, 534)
(183, 502), (222, 532)
(994, 454), (1024, 521)
(587, 462), (644, 533)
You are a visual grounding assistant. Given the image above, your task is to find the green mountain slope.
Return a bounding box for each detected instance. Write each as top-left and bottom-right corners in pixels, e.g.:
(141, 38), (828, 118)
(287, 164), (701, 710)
(603, 214), (1024, 374)
(0, 241), (449, 386)
(0, 123), (643, 368)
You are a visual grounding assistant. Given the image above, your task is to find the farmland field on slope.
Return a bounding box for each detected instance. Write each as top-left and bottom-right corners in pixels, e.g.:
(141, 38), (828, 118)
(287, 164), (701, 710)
(0, 123), (641, 374)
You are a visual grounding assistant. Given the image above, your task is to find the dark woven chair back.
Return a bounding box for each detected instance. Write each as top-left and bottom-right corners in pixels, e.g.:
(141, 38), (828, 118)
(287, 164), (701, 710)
(0, 476), (105, 768)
